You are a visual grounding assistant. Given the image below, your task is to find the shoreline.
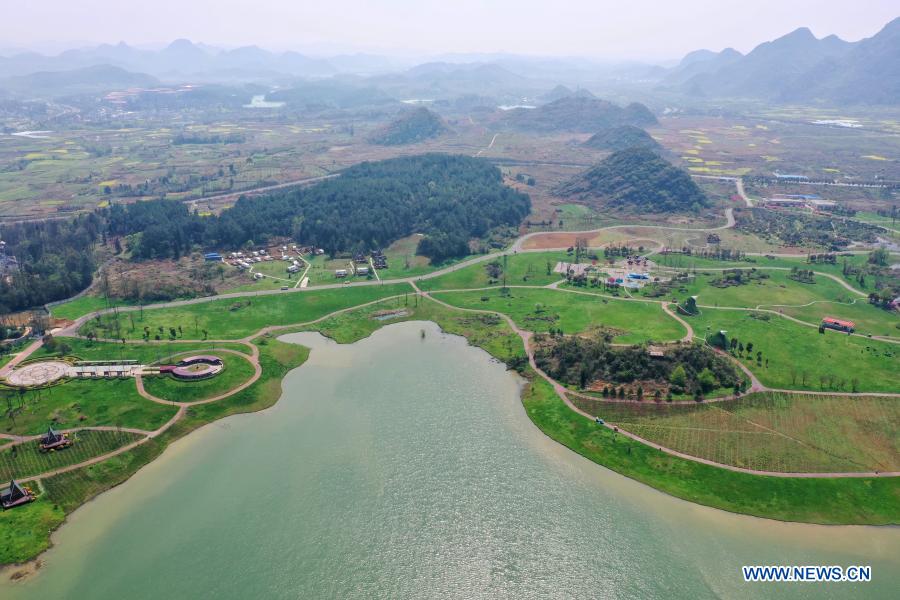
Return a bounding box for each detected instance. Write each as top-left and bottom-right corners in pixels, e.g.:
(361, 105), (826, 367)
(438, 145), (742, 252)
(2, 293), (898, 573)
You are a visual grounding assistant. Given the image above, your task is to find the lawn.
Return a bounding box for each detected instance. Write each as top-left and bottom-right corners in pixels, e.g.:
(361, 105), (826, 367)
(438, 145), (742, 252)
(675, 269), (858, 310)
(2, 337), (310, 566)
(295, 295), (529, 369)
(49, 295), (137, 321)
(571, 392), (899, 473)
(32, 337), (252, 362)
(689, 308), (900, 392)
(779, 298), (900, 339)
(433, 287), (687, 344)
(0, 497), (65, 566)
(523, 376), (900, 524)
(79, 283), (413, 341)
(142, 351), (257, 403)
(418, 250), (571, 291)
(0, 429), (144, 481)
(0, 379), (177, 436)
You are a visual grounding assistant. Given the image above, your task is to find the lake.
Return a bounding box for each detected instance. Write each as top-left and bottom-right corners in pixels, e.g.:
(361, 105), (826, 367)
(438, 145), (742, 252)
(3, 321), (897, 598)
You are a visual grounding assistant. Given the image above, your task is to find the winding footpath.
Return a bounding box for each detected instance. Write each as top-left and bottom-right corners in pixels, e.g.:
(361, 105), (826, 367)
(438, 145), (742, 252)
(4, 179), (899, 482)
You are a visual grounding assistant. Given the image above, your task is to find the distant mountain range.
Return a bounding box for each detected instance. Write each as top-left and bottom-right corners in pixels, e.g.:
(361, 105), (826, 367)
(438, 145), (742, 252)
(0, 16), (897, 106)
(664, 17), (900, 104)
(0, 64), (159, 96)
(0, 39), (395, 81)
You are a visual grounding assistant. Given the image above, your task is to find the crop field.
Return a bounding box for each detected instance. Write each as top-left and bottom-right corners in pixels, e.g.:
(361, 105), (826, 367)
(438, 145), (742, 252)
(433, 287), (686, 343)
(571, 392), (899, 473)
(0, 429), (144, 481)
(689, 308), (900, 392)
(1, 378), (177, 436)
(78, 283), (413, 340)
(652, 113), (900, 181)
(0, 123), (337, 219)
(142, 351), (256, 403)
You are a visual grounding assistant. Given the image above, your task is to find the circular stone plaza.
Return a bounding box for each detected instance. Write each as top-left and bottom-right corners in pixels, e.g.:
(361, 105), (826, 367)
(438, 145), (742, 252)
(4, 355), (224, 387)
(5, 361), (71, 387)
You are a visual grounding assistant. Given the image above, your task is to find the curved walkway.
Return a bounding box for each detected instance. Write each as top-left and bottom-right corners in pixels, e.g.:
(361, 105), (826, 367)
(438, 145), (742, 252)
(14, 177), (896, 482)
(414, 284), (898, 478)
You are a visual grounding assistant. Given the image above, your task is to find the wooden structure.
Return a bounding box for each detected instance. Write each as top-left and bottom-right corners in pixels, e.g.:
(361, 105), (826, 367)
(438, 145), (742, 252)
(1, 480), (35, 509)
(39, 426), (72, 452)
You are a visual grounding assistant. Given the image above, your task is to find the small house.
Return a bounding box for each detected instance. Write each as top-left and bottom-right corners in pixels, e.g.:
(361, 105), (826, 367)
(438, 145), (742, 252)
(822, 317), (855, 333)
(1, 480), (34, 509)
(335, 269), (348, 278)
(39, 427), (71, 452)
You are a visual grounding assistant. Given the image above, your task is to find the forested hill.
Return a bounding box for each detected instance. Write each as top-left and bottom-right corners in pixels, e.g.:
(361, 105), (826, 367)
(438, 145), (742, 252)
(3, 155), (527, 312)
(556, 147), (709, 213)
(503, 97), (657, 133)
(368, 107), (449, 145)
(583, 125), (661, 152)
(0, 215), (101, 314)
(114, 153), (530, 261)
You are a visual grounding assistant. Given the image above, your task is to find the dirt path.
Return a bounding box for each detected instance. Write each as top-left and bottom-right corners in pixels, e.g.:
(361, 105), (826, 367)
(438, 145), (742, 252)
(11, 187), (896, 481)
(474, 133), (499, 157)
(415, 285), (897, 478)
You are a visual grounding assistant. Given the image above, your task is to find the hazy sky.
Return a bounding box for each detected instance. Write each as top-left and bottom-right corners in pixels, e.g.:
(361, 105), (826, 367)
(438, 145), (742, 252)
(5, 0), (898, 59)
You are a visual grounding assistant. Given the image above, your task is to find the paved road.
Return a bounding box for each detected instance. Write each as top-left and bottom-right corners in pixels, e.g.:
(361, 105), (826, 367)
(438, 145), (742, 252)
(8, 177), (896, 481)
(415, 285), (898, 478)
(184, 173), (339, 209)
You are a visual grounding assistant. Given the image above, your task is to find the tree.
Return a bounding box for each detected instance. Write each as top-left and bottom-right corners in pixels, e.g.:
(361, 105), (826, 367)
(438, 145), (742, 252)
(697, 368), (717, 393)
(669, 364), (687, 388)
(574, 237), (589, 264)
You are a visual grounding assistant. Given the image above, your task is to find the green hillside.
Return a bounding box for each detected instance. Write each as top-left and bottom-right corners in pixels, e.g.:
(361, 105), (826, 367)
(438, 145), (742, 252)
(369, 107), (448, 145)
(583, 125), (661, 152)
(556, 147), (709, 213)
(503, 96), (657, 133)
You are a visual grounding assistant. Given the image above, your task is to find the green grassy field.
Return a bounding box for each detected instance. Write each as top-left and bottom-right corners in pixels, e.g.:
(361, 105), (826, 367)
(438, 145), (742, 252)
(300, 295), (528, 369)
(79, 283), (413, 341)
(674, 269), (857, 309)
(142, 352), (257, 403)
(0, 430), (144, 481)
(434, 287), (686, 343)
(1, 378), (177, 436)
(418, 251), (571, 291)
(524, 376), (900, 524)
(571, 392), (899, 473)
(3, 337), (309, 566)
(32, 337), (252, 362)
(49, 295), (138, 321)
(689, 308), (900, 392)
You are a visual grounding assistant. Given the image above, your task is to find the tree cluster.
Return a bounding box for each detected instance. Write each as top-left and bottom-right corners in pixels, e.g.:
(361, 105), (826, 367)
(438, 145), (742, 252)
(534, 335), (742, 396)
(0, 214), (102, 313)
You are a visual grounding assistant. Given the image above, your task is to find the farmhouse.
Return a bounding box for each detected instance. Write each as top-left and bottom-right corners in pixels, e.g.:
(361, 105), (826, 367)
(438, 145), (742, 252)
(822, 317), (855, 333)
